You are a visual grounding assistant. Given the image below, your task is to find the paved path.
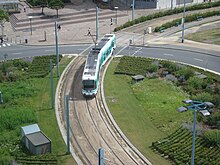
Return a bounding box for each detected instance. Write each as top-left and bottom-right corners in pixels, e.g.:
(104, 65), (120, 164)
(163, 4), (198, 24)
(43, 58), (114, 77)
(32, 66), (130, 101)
(3, 0), (220, 53)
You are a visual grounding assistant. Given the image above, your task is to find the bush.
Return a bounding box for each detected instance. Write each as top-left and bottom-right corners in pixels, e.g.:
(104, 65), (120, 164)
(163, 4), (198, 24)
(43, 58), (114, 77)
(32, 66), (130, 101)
(114, 1), (220, 32)
(207, 111), (220, 127)
(203, 129), (220, 146)
(191, 92), (212, 102)
(187, 77), (205, 90)
(176, 67), (194, 80)
(147, 64), (159, 73)
(155, 10), (219, 32)
(212, 94), (220, 108)
(0, 108), (37, 131)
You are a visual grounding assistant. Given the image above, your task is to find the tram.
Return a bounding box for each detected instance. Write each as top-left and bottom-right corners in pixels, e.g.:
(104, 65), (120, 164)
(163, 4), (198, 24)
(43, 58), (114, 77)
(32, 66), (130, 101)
(82, 34), (116, 97)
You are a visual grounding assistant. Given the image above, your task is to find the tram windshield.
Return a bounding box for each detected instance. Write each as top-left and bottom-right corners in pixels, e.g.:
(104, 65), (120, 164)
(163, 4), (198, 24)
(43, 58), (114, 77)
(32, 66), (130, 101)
(83, 80), (96, 90)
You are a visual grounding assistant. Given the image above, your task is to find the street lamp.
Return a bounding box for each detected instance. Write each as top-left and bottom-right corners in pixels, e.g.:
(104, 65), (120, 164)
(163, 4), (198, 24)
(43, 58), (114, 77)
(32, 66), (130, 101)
(114, 6), (118, 24)
(180, 100), (211, 165)
(181, 0), (186, 43)
(28, 16), (33, 35)
(132, 0), (135, 21)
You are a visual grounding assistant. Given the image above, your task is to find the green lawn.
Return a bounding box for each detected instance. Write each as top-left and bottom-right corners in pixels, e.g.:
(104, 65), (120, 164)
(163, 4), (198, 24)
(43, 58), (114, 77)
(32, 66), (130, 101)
(104, 59), (192, 165)
(186, 28), (220, 45)
(29, 57), (76, 165)
(0, 56), (76, 164)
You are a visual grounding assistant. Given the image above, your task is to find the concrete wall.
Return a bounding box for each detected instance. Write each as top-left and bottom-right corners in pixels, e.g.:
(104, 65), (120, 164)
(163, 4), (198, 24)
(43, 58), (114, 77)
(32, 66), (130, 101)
(157, 0), (211, 9)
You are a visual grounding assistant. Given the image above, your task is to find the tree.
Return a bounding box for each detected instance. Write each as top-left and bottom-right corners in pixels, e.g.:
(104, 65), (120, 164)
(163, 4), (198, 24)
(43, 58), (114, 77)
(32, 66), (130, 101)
(48, 0), (64, 18)
(36, 0), (49, 15)
(0, 9), (9, 42)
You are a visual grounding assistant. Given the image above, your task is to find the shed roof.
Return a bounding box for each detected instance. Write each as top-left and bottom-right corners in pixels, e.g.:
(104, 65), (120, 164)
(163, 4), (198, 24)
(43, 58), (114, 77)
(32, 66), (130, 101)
(26, 131), (51, 146)
(132, 75), (145, 80)
(22, 124), (40, 136)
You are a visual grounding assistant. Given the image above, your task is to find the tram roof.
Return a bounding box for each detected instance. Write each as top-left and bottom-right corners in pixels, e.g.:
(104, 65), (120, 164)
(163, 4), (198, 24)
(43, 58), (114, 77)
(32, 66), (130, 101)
(83, 34), (115, 79)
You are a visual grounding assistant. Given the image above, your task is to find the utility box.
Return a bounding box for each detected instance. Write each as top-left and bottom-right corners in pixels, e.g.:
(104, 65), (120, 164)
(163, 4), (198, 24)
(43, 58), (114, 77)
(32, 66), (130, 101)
(21, 124), (51, 155)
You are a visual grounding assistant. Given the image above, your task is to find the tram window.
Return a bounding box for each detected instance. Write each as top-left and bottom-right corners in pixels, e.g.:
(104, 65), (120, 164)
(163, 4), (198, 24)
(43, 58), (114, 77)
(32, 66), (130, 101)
(83, 80), (96, 89)
(112, 41), (114, 47)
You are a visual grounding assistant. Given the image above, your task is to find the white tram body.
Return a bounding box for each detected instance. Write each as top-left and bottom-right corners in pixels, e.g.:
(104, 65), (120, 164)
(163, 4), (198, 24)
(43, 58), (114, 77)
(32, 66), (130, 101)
(82, 34), (116, 97)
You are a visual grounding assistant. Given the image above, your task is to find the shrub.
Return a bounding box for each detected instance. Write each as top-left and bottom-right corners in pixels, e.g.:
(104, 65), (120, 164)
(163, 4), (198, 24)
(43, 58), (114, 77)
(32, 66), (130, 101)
(0, 108), (37, 131)
(212, 94), (220, 108)
(206, 111), (220, 127)
(114, 1), (220, 32)
(203, 129), (220, 146)
(176, 67), (194, 80)
(147, 64), (159, 73)
(191, 92), (212, 102)
(187, 76), (205, 90)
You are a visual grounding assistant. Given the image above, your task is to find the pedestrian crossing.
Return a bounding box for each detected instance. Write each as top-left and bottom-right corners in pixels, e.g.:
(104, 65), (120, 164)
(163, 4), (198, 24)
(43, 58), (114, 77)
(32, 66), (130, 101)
(0, 43), (11, 48)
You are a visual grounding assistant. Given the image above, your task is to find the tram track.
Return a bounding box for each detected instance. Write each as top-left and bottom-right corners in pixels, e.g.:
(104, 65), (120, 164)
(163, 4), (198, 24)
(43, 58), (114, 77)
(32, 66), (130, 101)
(57, 53), (152, 164)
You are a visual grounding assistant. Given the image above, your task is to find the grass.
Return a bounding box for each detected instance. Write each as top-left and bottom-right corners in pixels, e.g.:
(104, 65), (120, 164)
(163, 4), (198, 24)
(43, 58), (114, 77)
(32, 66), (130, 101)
(0, 56), (76, 164)
(31, 56), (76, 164)
(186, 28), (220, 45)
(104, 59), (192, 165)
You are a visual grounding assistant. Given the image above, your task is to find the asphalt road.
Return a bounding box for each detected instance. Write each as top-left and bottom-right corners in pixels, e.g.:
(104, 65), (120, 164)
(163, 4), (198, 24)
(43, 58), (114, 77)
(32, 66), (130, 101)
(116, 46), (220, 74)
(1, 44), (220, 74)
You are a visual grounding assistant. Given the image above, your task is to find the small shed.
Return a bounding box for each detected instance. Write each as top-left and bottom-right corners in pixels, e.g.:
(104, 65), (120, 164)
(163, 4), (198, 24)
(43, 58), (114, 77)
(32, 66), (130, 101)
(132, 75), (144, 83)
(21, 124), (51, 155)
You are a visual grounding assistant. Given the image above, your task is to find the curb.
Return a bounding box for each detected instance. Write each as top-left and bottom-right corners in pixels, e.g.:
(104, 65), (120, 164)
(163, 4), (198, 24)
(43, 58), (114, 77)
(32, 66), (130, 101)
(132, 43), (220, 57)
(100, 56), (153, 165)
(55, 55), (83, 165)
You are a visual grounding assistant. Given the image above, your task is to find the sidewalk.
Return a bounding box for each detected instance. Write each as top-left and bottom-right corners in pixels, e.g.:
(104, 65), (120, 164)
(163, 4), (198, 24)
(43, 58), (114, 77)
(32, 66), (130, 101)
(143, 20), (220, 55)
(3, 0), (220, 53)
(6, 0), (156, 45)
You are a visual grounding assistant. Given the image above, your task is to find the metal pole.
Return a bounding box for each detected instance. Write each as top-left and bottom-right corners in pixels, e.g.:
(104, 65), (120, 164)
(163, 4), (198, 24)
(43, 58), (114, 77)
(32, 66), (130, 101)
(50, 59), (54, 110)
(28, 17), (33, 36)
(171, 0), (173, 10)
(96, 7), (99, 42)
(55, 21), (60, 77)
(98, 148), (104, 165)
(1, 22), (4, 42)
(0, 91), (3, 104)
(110, 22), (111, 34)
(181, 0), (186, 43)
(30, 18), (32, 35)
(191, 109), (197, 165)
(65, 95), (70, 154)
(132, 0), (135, 21)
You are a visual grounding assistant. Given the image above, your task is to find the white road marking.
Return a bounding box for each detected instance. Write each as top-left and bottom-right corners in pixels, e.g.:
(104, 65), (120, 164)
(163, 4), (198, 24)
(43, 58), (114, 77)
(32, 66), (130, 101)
(116, 45), (128, 55)
(44, 49), (54, 52)
(194, 58), (203, 62)
(132, 47), (142, 56)
(12, 52), (22, 55)
(163, 53), (173, 56)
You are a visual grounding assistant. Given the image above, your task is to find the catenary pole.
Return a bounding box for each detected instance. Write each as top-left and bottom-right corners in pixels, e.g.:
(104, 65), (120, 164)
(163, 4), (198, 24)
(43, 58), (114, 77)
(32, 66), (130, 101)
(132, 0), (135, 21)
(96, 7), (99, 42)
(65, 95), (70, 154)
(55, 21), (60, 77)
(181, 0), (186, 43)
(191, 109), (197, 165)
(50, 59), (54, 110)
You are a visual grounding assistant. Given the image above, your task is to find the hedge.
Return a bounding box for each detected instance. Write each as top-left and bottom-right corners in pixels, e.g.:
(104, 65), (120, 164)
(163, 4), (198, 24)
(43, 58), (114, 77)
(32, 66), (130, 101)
(114, 1), (220, 32)
(154, 10), (220, 32)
